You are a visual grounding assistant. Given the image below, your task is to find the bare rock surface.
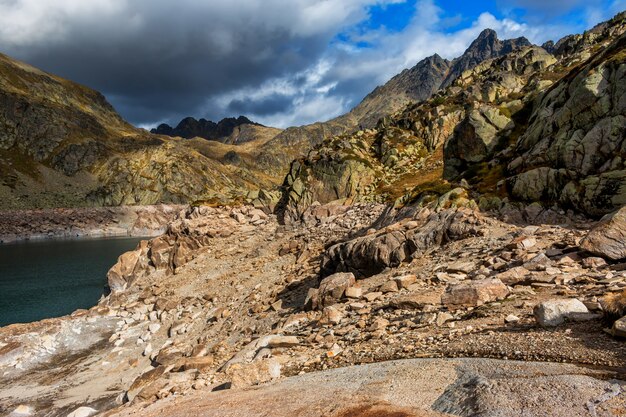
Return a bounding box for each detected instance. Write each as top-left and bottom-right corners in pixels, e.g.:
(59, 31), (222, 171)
(106, 358), (625, 417)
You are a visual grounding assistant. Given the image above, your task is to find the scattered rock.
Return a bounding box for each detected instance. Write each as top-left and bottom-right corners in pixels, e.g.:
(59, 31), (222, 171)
(436, 312), (454, 326)
(509, 236), (536, 250)
(496, 266), (530, 285)
(326, 343), (343, 358)
(266, 336), (300, 348)
(126, 366), (169, 403)
(394, 274), (417, 289)
(368, 318), (389, 332)
(523, 253), (551, 271)
(320, 306), (343, 325)
(345, 286), (363, 299)
(363, 292), (383, 302)
(446, 261), (474, 274)
(379, 280), (399, 293)
(505, 314), (520, 324)
(612, 316), (626, 338)
(582, 257), (608, 269)
(11, 405), (33, 416)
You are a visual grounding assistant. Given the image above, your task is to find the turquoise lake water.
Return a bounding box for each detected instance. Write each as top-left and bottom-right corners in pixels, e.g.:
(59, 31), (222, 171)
(0, 237), (143, 327)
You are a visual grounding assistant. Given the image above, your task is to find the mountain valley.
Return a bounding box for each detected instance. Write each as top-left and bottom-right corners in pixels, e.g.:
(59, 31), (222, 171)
(1, 9), (626, 417)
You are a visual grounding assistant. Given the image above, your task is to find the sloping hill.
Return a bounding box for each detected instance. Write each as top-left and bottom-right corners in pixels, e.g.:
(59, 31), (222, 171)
(0, 54), (282, 209)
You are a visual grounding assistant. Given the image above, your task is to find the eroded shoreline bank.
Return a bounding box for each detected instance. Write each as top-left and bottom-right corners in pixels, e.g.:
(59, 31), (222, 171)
(0, 204), (185, 244)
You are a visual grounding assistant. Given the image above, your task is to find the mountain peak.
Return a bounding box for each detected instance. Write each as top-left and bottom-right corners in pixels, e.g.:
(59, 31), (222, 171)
(475, 28), (498, 41)
(440, 29), (532, 87)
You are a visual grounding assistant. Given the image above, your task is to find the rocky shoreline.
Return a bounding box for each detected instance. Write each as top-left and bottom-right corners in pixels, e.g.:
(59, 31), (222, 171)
(0, 204), (185, 244)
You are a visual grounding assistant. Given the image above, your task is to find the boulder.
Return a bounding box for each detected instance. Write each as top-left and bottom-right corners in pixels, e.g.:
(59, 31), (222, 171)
(613, 316), (626, 338)
(441, 279), (509, 309)
(178, 356), (215, 371)
(314, 272), (356, 309)
(126, 366), (169, 403)
(582, 257), (608, 269)
(380, 280), (399, 293)
(320, 306), (343, 325)
(580, 207), (626, 260)
(345, 286), (363, 299)
(523, 253), (551, 271)
(106, 245), (145, 293)
(533, 299), (589, 327)
(266, 336), (300, 348)
(11, 405), (32, 416)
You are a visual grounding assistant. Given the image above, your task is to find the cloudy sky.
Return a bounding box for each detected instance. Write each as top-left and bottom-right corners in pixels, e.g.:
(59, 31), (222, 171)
(0, 0), (624, 129)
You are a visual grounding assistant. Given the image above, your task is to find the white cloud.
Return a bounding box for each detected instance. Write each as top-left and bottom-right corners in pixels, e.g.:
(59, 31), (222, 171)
(233, 1), (545, 127)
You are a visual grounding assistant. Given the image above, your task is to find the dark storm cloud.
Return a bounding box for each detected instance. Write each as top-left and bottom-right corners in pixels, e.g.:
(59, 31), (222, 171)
(0, 0), (388, 126)
(227, 94), (294, 116)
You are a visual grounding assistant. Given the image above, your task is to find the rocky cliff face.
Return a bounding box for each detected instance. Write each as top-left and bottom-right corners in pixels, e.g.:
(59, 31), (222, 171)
(279, 13), (626, 222)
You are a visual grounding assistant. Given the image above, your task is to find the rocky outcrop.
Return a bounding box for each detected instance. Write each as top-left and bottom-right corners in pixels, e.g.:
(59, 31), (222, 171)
(3, 197), (626, 416)
(321, 208), (488, 277)
(505, 33), (626, 215)
(441, 28), (532, 87)
(259, 30), (532, 182)
(279, 13), (626, 221)
(0, 53), (285, 210)
(107, 359), (626, 417)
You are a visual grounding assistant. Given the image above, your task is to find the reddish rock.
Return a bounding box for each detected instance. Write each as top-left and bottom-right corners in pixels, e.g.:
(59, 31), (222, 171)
(441, 279), (509, 309)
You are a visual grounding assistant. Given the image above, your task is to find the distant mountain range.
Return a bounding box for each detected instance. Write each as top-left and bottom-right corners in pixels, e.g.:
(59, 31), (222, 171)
(151, 115), (264, 143)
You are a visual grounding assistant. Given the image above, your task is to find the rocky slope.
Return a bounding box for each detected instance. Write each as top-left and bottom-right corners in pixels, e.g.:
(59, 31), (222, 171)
(256, 30), (533, 174)
(151, 116), (275, 143)
(0, 54), (286, 210)
(279, 12), (626, 222)
(1, 201), (625, 416)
